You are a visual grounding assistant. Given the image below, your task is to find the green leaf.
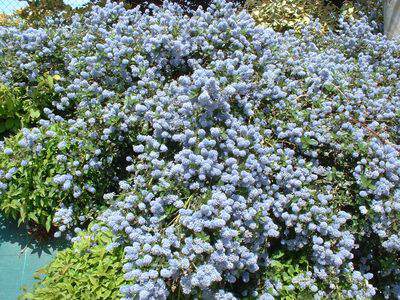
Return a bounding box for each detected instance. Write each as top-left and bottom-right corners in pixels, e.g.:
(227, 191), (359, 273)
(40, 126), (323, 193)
(89, 276), (99, 287)
(308, 138), (318, 146)
(17, 217), (24, 227)
(29, 109), (41, 119)
(102, 290), (112, 298)
(360, 174), (375, 190)
(47, 75), (54, 87)
(45, 215), (52, 232)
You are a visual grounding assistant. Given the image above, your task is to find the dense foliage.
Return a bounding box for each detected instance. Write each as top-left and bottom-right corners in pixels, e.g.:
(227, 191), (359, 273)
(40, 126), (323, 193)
(245, 0), (383, 32)
(0, 0), (399, 299)
(23, 224), (125, 299)
(0, 74), (58, 136)
(15, 0), (87, 27)
(0, 121), (120, 230)
(0, 13), (19, 26)
(244, 0), (339, 32)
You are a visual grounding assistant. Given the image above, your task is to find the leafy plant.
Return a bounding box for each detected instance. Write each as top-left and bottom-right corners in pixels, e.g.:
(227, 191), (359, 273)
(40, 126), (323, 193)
(22, 224), (125, 299)
(0, 121), (119, 231)
(262, 250), (315, 299)
(0, 13), (19, 26)
(0, 73), (59, 137)
(244, 0), (339, 32)
(244, 0), (383, 32)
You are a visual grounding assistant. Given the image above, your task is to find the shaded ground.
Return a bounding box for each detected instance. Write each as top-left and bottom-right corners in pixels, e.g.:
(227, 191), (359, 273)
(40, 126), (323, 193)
(0, 215), (66, 300)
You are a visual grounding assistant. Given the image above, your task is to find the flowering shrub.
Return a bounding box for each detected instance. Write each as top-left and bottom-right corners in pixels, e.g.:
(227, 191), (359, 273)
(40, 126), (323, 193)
(1, 0), (400, 298)
(0, 120), (123, 231)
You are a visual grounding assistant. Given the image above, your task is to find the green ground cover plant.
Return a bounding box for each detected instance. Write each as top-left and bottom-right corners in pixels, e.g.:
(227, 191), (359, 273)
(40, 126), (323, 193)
(23, 224), (125, 299)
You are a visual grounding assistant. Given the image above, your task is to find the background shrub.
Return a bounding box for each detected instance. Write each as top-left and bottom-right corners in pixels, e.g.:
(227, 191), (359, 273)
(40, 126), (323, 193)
(0, 13), (19, 26)
(244, 0), (339, 32)
(15, 0), (83, 27)
(245, 0), (383, 32)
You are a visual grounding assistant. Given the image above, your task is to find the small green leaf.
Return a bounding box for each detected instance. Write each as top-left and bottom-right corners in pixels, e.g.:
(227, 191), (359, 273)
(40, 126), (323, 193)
(45, 215), (52, 232)
(360, 174), (375, 190)
(308, 138), (318, 146)
(29, 109), (41, 119)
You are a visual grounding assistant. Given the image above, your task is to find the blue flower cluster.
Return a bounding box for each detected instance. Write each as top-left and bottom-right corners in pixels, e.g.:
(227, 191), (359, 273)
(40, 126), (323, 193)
(0, 1), (399, 298)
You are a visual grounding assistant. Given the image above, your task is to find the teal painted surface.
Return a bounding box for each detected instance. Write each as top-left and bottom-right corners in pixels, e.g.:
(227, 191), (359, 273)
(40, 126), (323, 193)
(0, 215), (65, 300)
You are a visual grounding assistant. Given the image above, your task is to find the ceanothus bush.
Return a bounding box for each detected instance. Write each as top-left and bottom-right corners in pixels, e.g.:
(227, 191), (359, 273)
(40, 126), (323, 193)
(0, 0), (399, 299)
